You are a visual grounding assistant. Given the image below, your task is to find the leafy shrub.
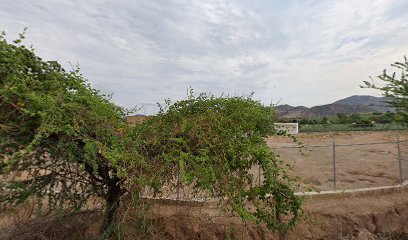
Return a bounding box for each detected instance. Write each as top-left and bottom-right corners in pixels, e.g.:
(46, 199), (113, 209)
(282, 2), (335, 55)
(135, 91), (303, 235)
(363, 57), (408, 124)
(0, 32), (302, 237)
(0, 31), (144, 232)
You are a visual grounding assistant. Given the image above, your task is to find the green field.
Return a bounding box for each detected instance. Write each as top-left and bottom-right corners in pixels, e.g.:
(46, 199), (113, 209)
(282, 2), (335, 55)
(278, 112), (407, 132)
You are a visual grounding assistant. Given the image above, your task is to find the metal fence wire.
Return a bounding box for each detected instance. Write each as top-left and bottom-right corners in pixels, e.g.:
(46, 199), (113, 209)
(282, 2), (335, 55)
(160, 132), (408, 200)
(271, 134), (408, 192)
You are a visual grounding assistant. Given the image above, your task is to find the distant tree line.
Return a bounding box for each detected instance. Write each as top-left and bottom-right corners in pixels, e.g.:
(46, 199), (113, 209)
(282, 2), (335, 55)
(278, 112), (398, 127)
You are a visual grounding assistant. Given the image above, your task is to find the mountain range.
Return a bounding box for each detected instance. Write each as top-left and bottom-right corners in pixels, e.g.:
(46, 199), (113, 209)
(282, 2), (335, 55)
(276, 95), (392, 118)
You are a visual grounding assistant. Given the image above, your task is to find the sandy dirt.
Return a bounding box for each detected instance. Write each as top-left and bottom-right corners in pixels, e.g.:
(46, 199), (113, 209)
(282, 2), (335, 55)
(265, 130), (408, 191)
(2, 187), (408, 240)
(154, 189), (408, 240)
(169, 130), (408, 199)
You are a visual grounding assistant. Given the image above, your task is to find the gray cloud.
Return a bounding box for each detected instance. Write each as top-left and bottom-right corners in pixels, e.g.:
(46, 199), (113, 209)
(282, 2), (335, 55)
(1, 0), (407, 113)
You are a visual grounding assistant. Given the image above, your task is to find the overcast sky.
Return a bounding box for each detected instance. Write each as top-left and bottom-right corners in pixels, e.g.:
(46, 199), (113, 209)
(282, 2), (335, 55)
(1, 0), (407, 114)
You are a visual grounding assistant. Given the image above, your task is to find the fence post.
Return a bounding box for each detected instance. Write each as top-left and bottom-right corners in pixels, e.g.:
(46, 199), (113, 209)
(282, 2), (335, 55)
(331, 132), (337, 191)
(176, 165), (180, 200)
(397, 134), (403, 184)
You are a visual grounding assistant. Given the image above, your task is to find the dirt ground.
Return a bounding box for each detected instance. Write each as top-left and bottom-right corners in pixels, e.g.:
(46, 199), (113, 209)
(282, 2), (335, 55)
(172, 130), (408, 200)
(2, 131), (408, 240)
(2, 187), (408, 240)
(265, 130), (408, 191)
(149, 188), (408, 240)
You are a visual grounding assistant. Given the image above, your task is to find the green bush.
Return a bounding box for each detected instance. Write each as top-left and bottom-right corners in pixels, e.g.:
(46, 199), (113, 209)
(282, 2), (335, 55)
(0, 31), (143, 233)
(135, 91), (303, 234)
(0, 32), (302, 237)
(363, 57), (408, 124)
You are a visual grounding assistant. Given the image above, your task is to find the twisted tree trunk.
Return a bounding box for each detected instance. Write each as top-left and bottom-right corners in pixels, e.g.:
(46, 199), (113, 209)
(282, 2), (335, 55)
(101, 179), (122, 234)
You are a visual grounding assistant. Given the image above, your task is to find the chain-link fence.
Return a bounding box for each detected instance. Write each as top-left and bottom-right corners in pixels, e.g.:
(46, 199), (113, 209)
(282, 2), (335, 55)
(271, 134), (408, 192)
(399, 139), (408, 182)
(271, 144), (335, 191)
(155, 132), (408, 200)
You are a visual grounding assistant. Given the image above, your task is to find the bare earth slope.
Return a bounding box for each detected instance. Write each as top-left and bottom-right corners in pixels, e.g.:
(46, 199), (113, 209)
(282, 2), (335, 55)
(2, 188), (408, 240)
(147, 189), (408, 240)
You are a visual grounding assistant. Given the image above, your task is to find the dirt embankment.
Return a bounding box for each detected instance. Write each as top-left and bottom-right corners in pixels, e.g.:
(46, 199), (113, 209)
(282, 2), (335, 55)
(2, 188), (408, 240)
(294, 189), (408, 239)
(148, 188), (408, 240)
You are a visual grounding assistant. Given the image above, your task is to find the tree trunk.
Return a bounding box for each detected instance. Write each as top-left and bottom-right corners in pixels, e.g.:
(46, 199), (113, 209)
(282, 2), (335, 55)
(101, 181), (122, 234)
(279, 233), (287, 240)
(275, 205), (287, 240)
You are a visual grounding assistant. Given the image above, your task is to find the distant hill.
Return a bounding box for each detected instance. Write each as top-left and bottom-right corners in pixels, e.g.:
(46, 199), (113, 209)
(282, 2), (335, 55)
(276, 95), (393, 118)
(333, 95), (392, 113)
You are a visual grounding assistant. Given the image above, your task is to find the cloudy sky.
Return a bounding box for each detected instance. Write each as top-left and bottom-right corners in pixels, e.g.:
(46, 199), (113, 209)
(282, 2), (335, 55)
(1, 0), (407, 114)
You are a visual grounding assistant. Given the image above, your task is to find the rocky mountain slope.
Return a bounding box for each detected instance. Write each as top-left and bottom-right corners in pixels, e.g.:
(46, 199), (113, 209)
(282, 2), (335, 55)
(276, 95), (392, 118)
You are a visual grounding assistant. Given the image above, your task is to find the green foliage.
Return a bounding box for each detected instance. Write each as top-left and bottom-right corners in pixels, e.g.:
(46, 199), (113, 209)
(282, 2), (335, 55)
(135, 91), (303, 234)
(372, 112), (394, 123)
(299, 123), (405, 132)
(294, 112), (406, 132)
(362, 57), (408, 124)
(348, 113), (361, 123)
(350, 119), (374, 128)
(0, 32), (145, 231)
(0, 32), (302, 236)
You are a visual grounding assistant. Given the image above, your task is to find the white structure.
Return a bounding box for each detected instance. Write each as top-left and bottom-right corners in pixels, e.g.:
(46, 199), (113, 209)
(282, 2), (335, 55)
(137, 103), (158, 116)
(274, 123), (299, 134)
